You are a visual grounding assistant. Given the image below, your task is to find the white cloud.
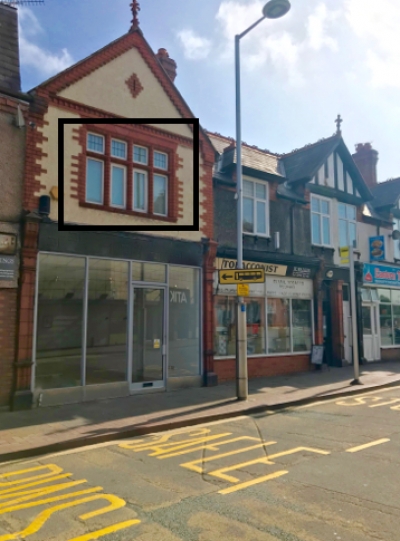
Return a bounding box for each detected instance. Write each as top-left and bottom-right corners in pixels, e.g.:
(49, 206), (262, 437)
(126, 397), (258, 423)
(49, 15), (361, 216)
(345, 0), (400, 88)
(306, 3), (339, 51)
(18, 7), (73, 78)
(176, 29), (212, 60)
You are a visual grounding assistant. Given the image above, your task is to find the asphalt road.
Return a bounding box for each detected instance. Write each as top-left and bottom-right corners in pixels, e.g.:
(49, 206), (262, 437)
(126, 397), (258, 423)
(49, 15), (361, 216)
(1, 385), (400, 541)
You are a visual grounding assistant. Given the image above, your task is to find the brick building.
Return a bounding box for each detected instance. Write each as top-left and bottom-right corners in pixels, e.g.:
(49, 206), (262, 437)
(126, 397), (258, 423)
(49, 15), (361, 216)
(8, 3), (216, 409)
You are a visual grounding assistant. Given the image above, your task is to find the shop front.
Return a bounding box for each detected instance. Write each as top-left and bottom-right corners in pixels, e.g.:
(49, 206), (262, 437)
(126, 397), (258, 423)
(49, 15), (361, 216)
(213, 258), (315, 381)
(362, 263), (400, 362)
(31, 228), (203, 406)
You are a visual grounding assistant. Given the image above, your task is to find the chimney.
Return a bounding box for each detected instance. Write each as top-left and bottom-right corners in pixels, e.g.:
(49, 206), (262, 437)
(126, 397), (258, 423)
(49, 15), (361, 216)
(352, 143), (379, 189)
(155, 48), (177, 83)
(0, 3), (21, 93)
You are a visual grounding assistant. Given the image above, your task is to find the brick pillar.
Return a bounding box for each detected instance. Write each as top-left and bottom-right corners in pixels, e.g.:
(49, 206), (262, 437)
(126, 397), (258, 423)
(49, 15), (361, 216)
(202, 238), (218, 386)
(330, 280), (344, 365)
(12, 213), (40, 410)
(313, 259), (325, 346)
(0, 289), (18, 407)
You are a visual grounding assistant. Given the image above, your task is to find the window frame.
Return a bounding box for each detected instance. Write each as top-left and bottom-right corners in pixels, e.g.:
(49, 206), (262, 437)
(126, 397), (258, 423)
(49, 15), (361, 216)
(110, 163), (127, 209)
(153, 173), (168, 217)
(85, 157), (104, 205)
(133, 169), (148, 213)
(242, 178), (269, 237)
(133, 144), (148, 165)
(111, 138), (128, 160)
(311, 195), (332, 247)
(338, 202), (357, 248)
(154, 150), (168, 171)
(87, 132), (105, 154)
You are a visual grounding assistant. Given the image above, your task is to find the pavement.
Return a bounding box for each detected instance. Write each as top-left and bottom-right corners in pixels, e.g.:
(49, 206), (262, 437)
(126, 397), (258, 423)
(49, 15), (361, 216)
(1, 360), (400, 464)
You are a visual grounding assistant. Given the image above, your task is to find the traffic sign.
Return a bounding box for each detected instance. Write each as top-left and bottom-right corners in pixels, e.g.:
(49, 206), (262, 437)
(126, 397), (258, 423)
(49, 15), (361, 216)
(237, 284), (249, 296)
(340, 246), (349, 265)
(218, 269), (265, 284)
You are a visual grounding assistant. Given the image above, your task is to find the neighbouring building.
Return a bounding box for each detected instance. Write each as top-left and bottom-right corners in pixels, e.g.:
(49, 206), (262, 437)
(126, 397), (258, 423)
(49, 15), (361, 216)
(11, 3), (216, 409)
(0, 3), (30, 408)
(206, 118), (375, 381)
(353, 143), (400, 362)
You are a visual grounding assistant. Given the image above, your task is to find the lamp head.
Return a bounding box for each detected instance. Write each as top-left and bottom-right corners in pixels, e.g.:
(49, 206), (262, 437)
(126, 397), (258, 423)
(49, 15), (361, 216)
(262, 0), (291, 19)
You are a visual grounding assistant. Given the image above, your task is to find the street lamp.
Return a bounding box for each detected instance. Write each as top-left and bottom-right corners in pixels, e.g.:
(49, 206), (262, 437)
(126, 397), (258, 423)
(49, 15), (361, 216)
(235, 0), (291, 400)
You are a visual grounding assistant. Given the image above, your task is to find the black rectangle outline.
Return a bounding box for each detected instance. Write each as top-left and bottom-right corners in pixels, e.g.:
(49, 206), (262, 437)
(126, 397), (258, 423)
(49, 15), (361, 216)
(57, 118), (200, 232)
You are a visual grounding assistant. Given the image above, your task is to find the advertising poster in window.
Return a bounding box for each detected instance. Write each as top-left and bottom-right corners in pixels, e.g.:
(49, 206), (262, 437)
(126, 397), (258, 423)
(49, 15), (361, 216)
(369, 236), (385, 262)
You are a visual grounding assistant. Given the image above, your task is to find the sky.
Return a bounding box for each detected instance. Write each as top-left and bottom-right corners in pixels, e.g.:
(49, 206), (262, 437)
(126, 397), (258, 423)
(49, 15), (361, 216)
(15, 0), (400, 181)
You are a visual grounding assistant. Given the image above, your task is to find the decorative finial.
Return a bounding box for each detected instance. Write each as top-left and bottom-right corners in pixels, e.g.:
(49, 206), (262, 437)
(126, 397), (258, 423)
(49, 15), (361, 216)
(129, 0), (140, 32)
(335, 114), (343, 136)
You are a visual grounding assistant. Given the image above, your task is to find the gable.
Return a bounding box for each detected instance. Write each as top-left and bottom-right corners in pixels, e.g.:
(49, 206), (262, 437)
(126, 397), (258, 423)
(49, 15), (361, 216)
(308, 150), (361, 197)
(58, 47), (191, 139)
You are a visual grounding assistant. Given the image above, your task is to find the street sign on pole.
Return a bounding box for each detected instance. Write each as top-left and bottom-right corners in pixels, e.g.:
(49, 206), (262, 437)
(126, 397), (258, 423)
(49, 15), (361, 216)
(237, 284), (249, 296)
(218, 269), (265, 284)
(340, 246), (349, 265)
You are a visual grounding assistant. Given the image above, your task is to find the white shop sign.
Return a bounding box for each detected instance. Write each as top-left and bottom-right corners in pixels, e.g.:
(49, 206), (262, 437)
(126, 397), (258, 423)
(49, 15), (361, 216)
(266, 277), (313, 299)
(216, 258), (287, 276)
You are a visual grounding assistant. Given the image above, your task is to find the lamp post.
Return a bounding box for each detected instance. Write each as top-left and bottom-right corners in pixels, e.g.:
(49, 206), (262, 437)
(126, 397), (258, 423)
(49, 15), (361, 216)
(235, 0), (291, 400)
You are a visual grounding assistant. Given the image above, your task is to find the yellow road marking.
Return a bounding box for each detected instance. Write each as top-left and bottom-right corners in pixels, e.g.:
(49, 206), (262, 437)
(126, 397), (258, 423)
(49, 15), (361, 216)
(65, 519), (141, 541)
(369, 399), (400, 408)
(218, 471), (288, 494)
(208, 446), (330, 483)
(345, 438), (390, 453)
(119, 428), (212, 450)
(335, 396), (382, 406)
(0, 486), (103, 514)
(0, 479), (89, 507)
(0, 464), (63, 488)
(158, 436), (260, 459)
(181, 441), (277, 474)
(0, 493), (126, 541)
(0, 474), (72, 496)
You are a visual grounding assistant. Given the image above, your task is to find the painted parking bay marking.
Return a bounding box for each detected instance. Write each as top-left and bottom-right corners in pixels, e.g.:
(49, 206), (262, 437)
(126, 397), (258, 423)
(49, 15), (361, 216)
(345, 438), (391, 453)
(0, 464), (140, 541)
(336, 395), (400, 410)
(120, 429), (330, 495)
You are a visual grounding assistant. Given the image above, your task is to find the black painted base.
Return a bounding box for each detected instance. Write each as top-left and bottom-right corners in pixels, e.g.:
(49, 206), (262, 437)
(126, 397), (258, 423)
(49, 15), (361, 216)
(204, 372), (218, 387)
(11, 390), (33, 411)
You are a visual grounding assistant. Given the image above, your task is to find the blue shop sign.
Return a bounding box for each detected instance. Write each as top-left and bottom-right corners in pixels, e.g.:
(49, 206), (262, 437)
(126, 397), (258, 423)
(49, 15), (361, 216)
(369, 236), (385, 262)
(363, 263), (400, 287)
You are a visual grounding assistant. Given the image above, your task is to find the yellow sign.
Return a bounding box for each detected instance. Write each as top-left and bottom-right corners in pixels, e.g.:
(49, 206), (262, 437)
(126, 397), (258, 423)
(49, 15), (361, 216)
(237, 284), (249, 296)
(153, 339), (160, 349)
(340, 246), (349, 264)
(218, 269), (265, 284)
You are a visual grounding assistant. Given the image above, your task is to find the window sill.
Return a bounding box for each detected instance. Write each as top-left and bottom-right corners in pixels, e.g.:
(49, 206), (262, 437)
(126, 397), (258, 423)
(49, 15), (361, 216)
(80, 202), (178, 223)
(214, 351), (311, 360)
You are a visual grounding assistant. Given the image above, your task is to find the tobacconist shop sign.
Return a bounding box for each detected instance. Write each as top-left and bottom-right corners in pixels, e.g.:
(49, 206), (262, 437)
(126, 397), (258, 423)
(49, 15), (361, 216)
(363, 263), (400, 287)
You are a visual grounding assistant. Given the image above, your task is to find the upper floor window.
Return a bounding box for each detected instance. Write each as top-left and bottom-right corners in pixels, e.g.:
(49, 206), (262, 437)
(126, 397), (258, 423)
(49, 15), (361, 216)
(338, 203), (356, 248)
(242, 179), (269, 236)
(154, 151), (168, 170)
(133, 145), (148, 165)
(87, 133), (104, 153)
(311, 195), (331, 246)
(85, 132), (171, 220)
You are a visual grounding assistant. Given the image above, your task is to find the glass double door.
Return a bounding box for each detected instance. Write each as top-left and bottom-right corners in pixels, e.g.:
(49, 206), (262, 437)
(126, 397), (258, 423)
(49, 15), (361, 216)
(131, 286), (166, 389)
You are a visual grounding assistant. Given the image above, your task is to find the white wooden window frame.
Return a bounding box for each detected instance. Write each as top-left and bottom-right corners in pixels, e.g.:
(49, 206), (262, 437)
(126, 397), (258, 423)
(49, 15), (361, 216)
(154, 151), (168, 171)
(338, 202), (357, 248)
(110, 164), (127, 209)
(111, 138), (128, 160)
(153, 173), (168, 217)
(85, 157), (104, 205)
(242, 179), (270, 237)
(311, 194), (332, 247)
(133, 144), (148, 165)
(133, 169), (148, 213)
(87, 133), (105, 154)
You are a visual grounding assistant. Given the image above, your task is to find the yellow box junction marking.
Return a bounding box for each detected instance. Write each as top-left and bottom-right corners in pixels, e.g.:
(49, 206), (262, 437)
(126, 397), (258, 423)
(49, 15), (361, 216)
(0, 463), (140, 541)
(336, 395), (400, 411)
(345, 438), (390, 453)
(120, 430), (330, 495)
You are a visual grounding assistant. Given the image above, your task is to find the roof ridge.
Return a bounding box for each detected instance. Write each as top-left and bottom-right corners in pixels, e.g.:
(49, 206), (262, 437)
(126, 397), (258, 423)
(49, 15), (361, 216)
(281, 133), (339, 157)
(378, 177), (400, 185)
(206, 130), (279, 157)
